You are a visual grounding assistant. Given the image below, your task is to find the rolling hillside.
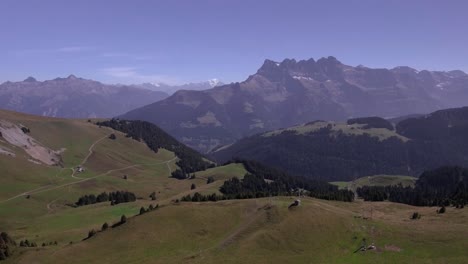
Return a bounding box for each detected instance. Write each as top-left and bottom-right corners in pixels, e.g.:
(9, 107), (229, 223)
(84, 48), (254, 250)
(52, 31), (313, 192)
(11, 198), (468, 264)
(1, 110), (467, 264)
(0, 109), (248, 251)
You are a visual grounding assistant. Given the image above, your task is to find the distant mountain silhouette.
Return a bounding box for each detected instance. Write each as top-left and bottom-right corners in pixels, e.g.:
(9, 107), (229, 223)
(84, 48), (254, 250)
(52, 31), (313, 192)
(121, 56), (468, 152)
(0, 75), (169, 118)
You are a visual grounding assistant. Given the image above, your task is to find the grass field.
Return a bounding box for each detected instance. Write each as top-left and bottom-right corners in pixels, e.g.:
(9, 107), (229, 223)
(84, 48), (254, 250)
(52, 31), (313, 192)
(264, 121), (408, 142)
(0, 109), (248, 246)
(8, 197), (468, 264)
(1, 109), (467, 263)
(331, 175), (417, 192)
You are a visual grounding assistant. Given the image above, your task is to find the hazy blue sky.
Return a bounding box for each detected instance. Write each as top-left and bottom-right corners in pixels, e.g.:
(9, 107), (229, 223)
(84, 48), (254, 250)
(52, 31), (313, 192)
(1, 0), (467, 84)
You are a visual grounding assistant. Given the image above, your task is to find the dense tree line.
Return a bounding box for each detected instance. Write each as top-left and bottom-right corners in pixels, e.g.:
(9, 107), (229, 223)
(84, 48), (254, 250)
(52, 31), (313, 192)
(75, 191), (136, 207)
(97, 119), (214, 176)
(356, 166), (468, 207)
(19, 240), (37, 247)
(181, 192), (224, 202)
(0, 232), (15, 261)
(234, 159), (354, 201)
(182, 160), (353, 202)
(41, 241), (58, 247)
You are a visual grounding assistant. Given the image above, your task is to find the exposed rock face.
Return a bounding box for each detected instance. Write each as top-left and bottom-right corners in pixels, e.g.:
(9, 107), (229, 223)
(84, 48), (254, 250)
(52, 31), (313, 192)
(0, 120), (61, 165)
(121, 57), (468, 153)
(0, 76), (169, 118)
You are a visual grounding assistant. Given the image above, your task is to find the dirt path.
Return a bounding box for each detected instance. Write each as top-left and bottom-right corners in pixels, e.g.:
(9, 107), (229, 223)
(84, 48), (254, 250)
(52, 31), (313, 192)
(0, 185), (54, 203)
(81, 135), (109, 167)
(217, 203), (266, 248)
(71, 134), (110, 179)
(0, 155), (178, 204)
(183, 201), (268, 261)
(0, 125), (177, 205)
(46, 198), (60, 213)
(302, 197), (355, 216)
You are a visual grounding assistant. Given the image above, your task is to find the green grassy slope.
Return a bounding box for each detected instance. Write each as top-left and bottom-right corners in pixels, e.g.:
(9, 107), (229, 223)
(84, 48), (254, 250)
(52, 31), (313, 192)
(2, 110), (467, 264)
(264, 121), (408, 142)
(10, 198), (468, 264)
(331, 175), (417, 192)
(0, 109), (248, 246)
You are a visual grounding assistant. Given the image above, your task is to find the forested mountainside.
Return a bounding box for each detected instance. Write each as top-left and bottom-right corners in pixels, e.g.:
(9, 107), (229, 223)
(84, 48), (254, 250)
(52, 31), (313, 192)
(213, 107), (468, 181)
(96, 119), (213, 175)
(356, 166), (468, 207)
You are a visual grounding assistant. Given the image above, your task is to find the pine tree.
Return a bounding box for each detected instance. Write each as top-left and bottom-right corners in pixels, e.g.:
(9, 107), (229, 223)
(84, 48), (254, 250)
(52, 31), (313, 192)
(87, 229), (97, 239)
(438, 206), (446, 214)
(139, 207), (147, 215)
(120, 215), (127, 224)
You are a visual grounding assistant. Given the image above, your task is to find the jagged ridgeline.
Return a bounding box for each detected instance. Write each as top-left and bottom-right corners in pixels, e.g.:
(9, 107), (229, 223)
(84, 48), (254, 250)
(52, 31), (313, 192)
(96, 119), (214, 176)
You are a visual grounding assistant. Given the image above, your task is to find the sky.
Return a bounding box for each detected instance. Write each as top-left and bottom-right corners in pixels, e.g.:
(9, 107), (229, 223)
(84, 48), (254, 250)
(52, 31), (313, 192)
(0, 0), (467, 85)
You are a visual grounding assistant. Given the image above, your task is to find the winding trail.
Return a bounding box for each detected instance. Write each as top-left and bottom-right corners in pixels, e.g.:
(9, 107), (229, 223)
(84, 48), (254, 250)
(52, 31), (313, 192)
(71, 134), (109, 179)
(0, 132), (176, 204)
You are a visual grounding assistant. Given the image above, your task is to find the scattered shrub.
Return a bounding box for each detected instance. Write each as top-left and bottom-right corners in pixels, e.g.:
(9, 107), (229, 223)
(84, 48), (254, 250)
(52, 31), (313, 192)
(411, 212), (421, 220)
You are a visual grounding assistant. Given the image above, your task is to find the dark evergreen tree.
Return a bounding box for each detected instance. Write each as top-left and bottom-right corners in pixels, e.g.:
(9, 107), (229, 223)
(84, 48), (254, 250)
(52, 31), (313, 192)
(139, 207), (147, 215)
(87, 229), (97, 239)
(438, 206), (446, 214)
(207, 177), (215, 184)
(120, 215), (127, 224)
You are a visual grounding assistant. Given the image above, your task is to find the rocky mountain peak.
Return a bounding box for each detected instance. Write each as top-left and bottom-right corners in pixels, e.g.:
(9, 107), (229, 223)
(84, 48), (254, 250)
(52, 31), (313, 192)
(23, 76), (37, 82)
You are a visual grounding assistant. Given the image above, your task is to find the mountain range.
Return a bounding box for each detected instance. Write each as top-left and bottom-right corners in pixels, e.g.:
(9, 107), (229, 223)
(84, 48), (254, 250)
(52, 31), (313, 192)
(133, 79), (223, 94)
(0, 75), (169, 118)
(121, 56), (468, 152)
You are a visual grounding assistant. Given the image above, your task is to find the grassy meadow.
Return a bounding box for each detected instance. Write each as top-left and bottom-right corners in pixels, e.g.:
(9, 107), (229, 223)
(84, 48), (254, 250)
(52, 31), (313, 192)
(1, 109), (467, 264)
